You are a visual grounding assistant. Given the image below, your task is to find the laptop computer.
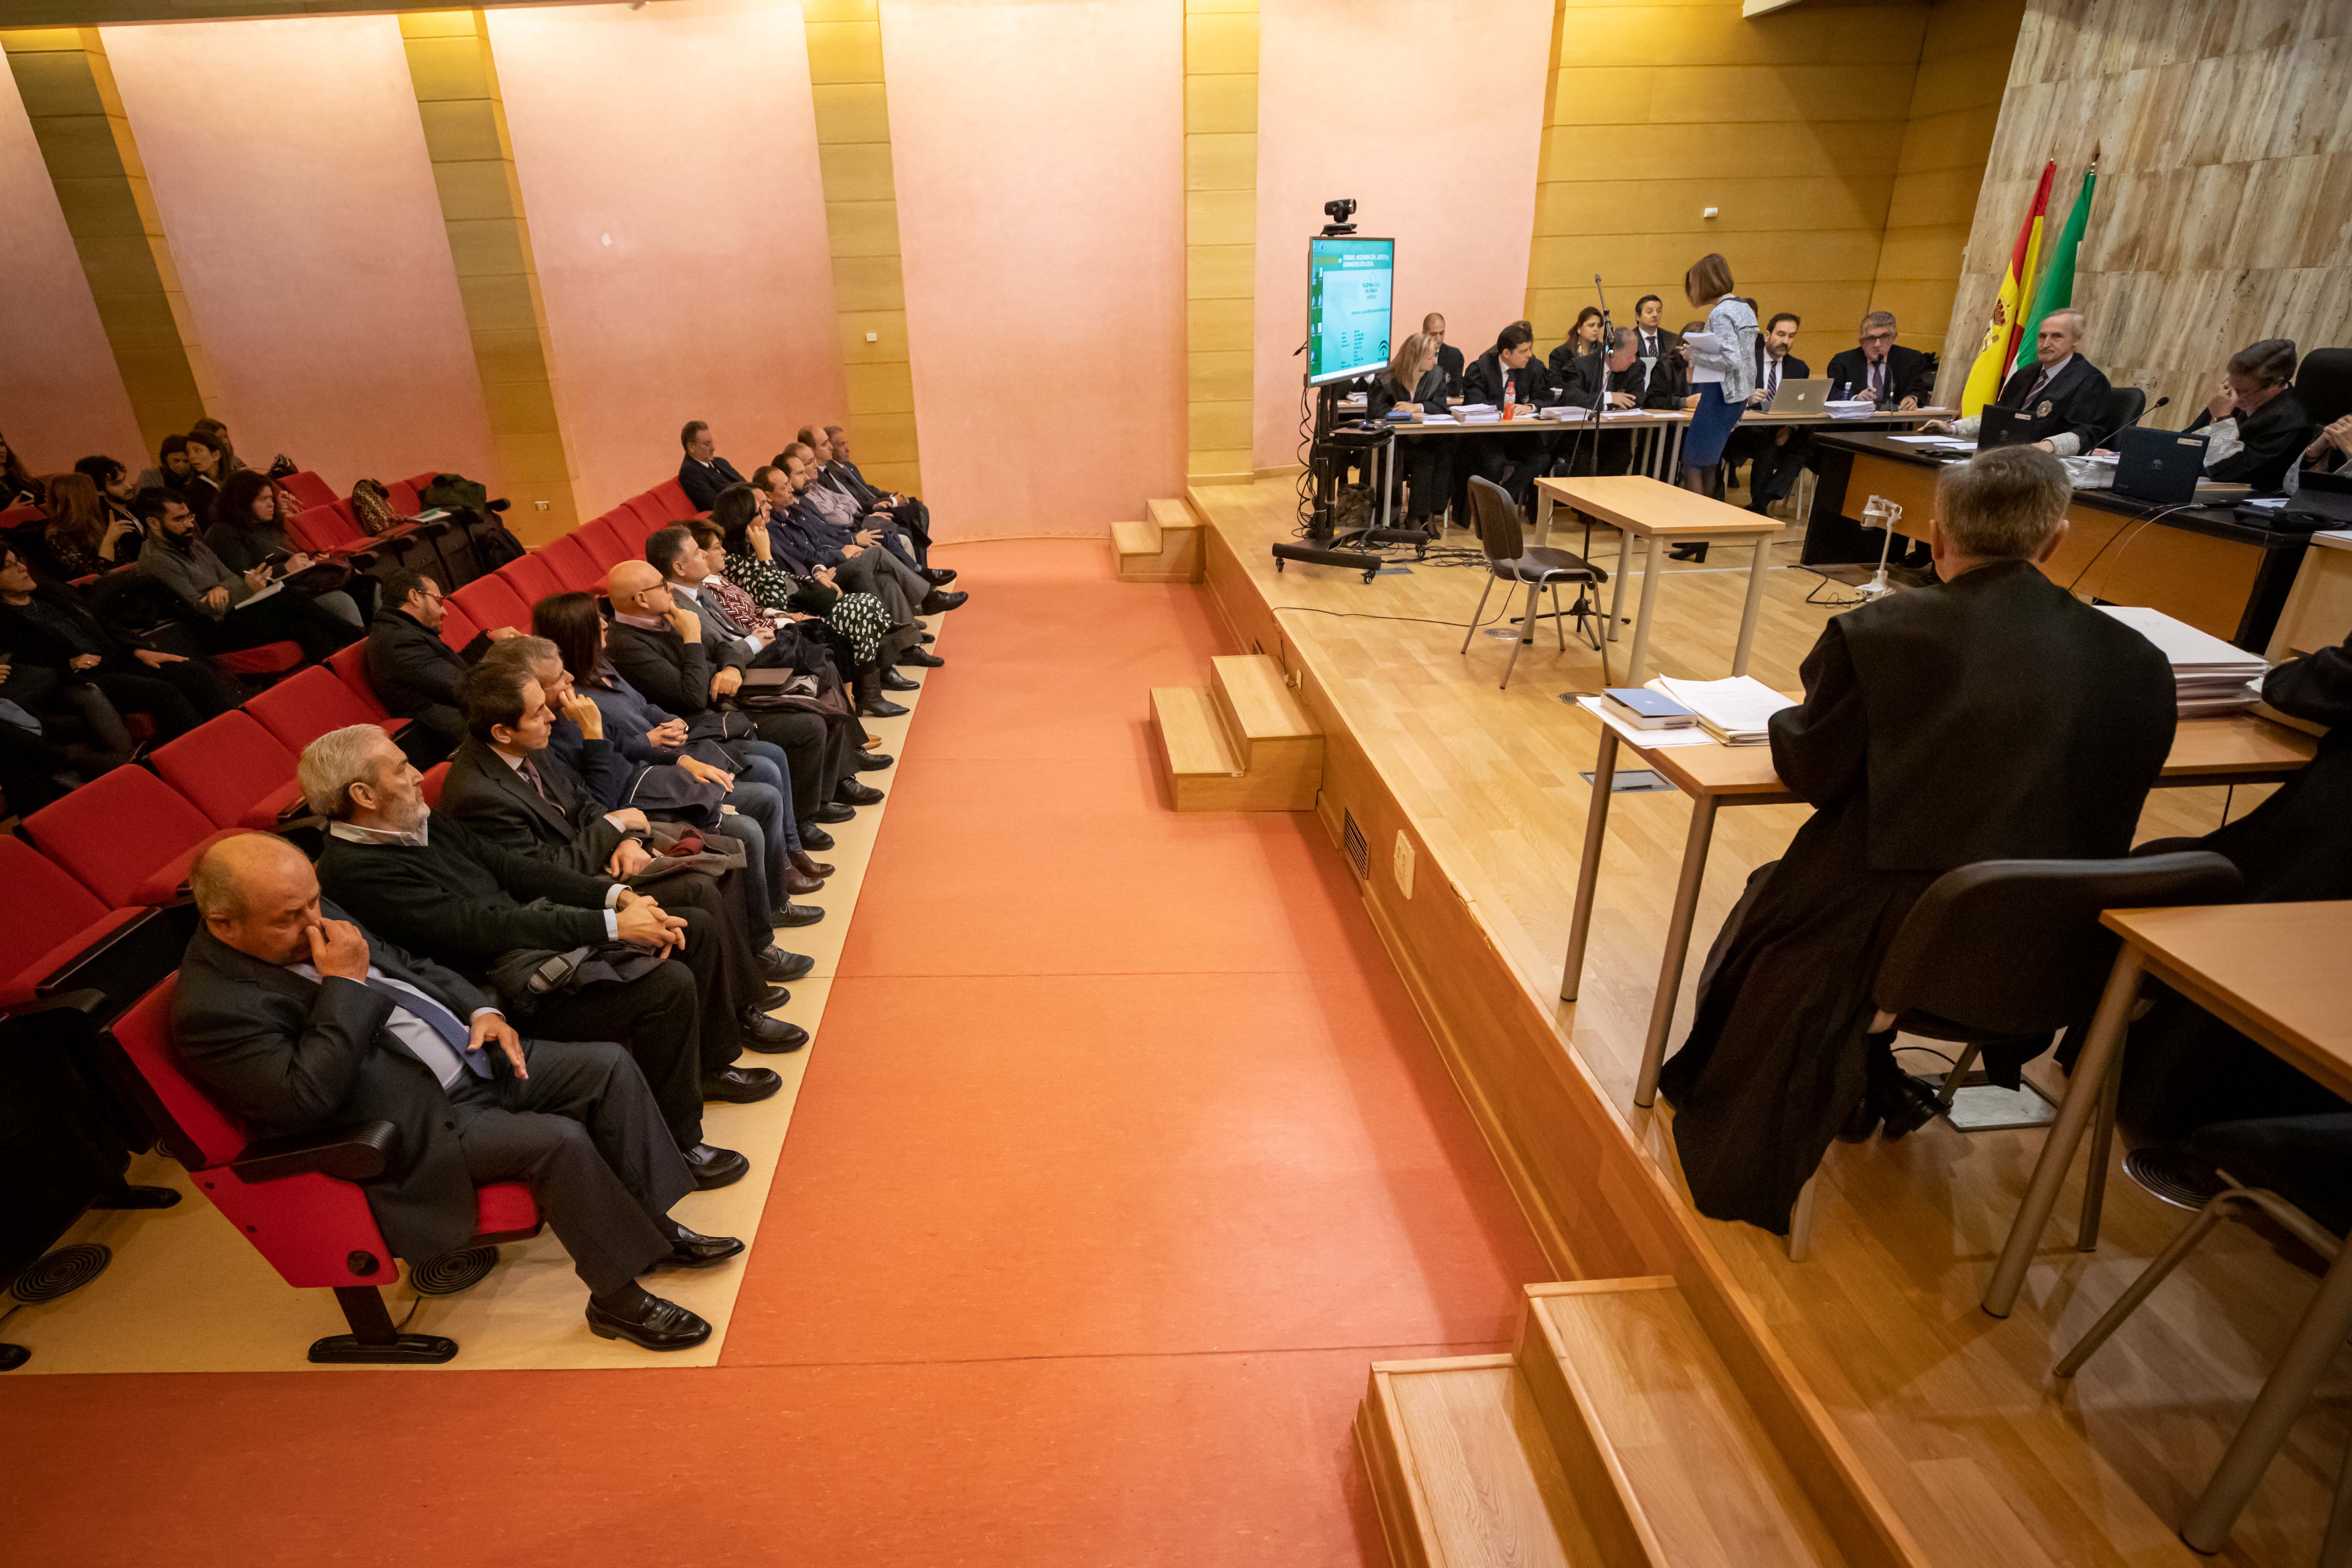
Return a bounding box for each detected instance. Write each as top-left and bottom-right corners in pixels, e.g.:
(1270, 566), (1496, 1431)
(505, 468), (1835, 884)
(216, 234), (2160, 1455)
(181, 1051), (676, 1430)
(2111, 426), (2208, 504)
(1769, 377), (1831, 415)
(2283, 467), (2352, 525)
(1975, 403), (2029, 449)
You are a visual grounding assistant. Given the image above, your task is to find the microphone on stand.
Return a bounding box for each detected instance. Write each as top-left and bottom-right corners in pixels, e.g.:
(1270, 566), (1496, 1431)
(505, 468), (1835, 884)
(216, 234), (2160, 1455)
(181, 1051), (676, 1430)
(2096, 394), (2169, 452)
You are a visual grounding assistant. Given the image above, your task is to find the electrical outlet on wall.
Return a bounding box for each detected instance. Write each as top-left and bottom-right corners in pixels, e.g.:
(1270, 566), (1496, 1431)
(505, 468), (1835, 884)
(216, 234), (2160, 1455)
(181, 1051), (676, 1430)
(533, 499), (549, 511)
(1393, 831), (1416, 899)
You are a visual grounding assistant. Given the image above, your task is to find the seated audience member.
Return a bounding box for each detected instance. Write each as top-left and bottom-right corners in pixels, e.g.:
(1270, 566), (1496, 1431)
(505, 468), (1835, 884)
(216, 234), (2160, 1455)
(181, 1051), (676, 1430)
(689, 517), (912, 715)
(1724, 312), (1812, 518)
(32, 471), (139, 580)
(676, 420), (748, 514)
(754, 466), (944, 666)
(534, 591), (838, 875)
(806, 425), (941, 573)
(2303, 412), (2352, 476)
(605, 558), (861, 844)
(179, 430), (230, 525)
(76, 454), (144, 530)
(1627, 295), (1685, 408)
(1825, 310), (1931, 410)
(134, 488), (355, 664)
(0, 428), (37, 508)
(187, 417), (248, 472)
(444, 658), (823, 1001)
(2186, 338), (2320, 489)
(776, 447), (963, 622)
(1422, 312), (1466, 398)
(1461, 320), (1559, 504)
(2113, 627), (2352, 1141)
(205, 469), (366, 627)
(720, 478), (914, 696)
(778, 440), (940, 594)
(0, 659), (117, 812)
(304, 723), (772, 1171)
(1654, 445), (2176, 1234)
(1922, 310), (2111, 456)
(1365, 332), (1455, 532)
(1546, 307), (1605, 382)
(135, 433), (193, 498)
(364, 568), (509, 750)
(172, 831), (738, 1351)
(0, 544), (239, 754)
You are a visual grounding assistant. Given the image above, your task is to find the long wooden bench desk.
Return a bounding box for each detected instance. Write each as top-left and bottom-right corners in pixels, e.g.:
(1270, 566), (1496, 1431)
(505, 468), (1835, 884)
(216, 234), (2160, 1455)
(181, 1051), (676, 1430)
(1802, 430), (2315, 649)
(1558, 703), (2318, 1110)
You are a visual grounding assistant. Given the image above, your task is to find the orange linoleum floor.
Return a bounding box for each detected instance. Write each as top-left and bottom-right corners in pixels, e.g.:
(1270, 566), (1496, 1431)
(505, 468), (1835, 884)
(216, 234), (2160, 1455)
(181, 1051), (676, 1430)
(0, 538), (1547, 1566)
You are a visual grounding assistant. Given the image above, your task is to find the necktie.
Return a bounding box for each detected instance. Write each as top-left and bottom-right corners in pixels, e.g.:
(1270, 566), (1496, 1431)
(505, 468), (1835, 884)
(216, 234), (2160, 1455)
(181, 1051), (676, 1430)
(1870, 360), (1885, 399)
(519, 757), (548, 799)
(366, 974), (492, 1080)
(1768, 358), (1780, 399)
(2026, 368), (2054, 405)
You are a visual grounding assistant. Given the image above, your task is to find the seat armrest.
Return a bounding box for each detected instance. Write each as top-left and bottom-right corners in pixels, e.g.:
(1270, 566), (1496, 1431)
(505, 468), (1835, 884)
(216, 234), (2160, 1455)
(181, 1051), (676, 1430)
(232, 1120), (400, 1182)
(34, 908), (179, 1015)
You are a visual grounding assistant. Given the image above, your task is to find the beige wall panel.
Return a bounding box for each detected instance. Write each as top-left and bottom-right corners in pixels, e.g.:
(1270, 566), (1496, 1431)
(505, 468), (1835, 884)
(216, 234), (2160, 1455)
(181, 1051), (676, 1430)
(1534, 174), (1897, 237)
(1188, 242), (1255, 300)
(817, 140), (896, 202)
(843, 361), (915, 416)
(836, 309), (909, 364)
(1542, 119), (1905, 182)
(824, 198), (901, 259)
(1185, 70), (1256, 132)
(1189, 348), (1251, 403)
(811, 81), (889, 141)
(1881, 162), (1988, 228)
(1187, 399), (1252, 452)
(1188, 294), (1253, 353)
(1185, 185), (1253, 247)
(1184, 11), (1259, 73)
(1185, 130), (1256, 191)
(802, 19), (882, 83)
(1548, 64), (1654, 124)
(847, 411), (918, 463)
(831, 253), (906, 313)
(1872, 222), (1970, 281)
(1556, 5), (1926, 68)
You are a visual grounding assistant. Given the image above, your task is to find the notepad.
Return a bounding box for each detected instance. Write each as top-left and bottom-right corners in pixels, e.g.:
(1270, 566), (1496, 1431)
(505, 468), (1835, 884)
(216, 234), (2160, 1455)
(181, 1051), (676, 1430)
(2096, 605), (2267, 717)
(1649, 675), (1796, 745)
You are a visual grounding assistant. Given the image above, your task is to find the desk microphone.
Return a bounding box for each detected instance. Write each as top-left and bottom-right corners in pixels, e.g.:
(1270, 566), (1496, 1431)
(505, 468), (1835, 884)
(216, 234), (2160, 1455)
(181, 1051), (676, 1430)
(2098, 394), (2169, 450)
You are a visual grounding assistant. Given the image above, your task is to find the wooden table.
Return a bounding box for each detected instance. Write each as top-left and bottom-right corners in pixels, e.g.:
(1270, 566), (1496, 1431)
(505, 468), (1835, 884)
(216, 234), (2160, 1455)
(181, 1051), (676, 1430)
(1532, 476), (1783, 686)
(2267, 528), (2352, 660)
(1559, 709), (2318, 1111)
(1978, 900), (2352, 1551)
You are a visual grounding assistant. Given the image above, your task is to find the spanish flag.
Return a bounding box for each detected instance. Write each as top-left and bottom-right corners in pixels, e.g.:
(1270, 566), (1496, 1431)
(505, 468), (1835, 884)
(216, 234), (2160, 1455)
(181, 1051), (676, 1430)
(1961, 160), (2056, 415)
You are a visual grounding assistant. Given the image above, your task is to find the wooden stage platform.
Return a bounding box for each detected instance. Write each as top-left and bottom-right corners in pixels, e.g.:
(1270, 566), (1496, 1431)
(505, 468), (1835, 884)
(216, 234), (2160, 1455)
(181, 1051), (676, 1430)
(1182, 478), (2340, 1568)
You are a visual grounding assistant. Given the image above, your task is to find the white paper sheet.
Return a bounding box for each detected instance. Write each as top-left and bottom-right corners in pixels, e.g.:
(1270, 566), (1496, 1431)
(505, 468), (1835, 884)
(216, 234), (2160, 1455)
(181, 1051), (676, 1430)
(1574, 696), (1720, 748)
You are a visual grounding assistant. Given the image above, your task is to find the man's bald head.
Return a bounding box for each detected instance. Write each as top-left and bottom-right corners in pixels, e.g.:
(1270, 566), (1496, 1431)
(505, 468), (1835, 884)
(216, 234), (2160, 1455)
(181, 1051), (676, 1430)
(191, 833), (324, 963)
(607, 559), (662, 601)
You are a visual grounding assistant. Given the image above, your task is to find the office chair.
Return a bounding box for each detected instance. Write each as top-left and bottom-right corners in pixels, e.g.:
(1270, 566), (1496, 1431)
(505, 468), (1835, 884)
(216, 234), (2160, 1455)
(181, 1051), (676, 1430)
(1458, 475), (1610, 690)
(2296, 347), (2352, 429)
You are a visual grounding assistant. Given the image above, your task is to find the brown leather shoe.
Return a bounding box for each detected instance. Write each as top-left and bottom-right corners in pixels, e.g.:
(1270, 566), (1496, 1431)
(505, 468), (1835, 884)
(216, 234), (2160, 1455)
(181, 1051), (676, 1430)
(789, 850), (834, 879)
(784, 868), (825, 896)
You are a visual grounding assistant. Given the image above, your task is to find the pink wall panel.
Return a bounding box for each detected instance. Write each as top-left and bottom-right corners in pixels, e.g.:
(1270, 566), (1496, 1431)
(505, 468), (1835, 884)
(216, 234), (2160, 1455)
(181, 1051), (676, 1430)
(102, 17), (496, 494)
(1252, 0), (1553, 467)
(0, 64), (143, 481)
(883, 0), (1185, 537)
(489, 0), (844, 516)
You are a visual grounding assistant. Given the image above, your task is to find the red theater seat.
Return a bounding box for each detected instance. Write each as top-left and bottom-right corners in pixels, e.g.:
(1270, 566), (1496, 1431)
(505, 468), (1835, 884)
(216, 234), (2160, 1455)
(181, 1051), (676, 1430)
(419, 760), (450, 808)
(105, 977), (543, 1364)
(386, 480), (423, 517)
(625, 495), (679, 534)
(576, 517), (633, 575)
(499, 552), (563, 609)
(326, 642), (390, 717)
(245, 665), (401, 754)
(451, 575), (529, 637)
(213, 640), (306, 681)
(538, 533), (598, 592)
(651, 479), (694, 516)
(150, 712), (305, 830)
(276, 471), (337, 511)
(437, 602), (483, 651)
(0, 839), (152, 1011)
(22, 765), (237, 909)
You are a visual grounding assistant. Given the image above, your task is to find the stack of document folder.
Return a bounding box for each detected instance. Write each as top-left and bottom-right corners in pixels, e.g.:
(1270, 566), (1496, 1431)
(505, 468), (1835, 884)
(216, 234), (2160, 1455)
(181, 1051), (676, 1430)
(2096, 606), (2268, 717)
(1649, 675), (1797, 745)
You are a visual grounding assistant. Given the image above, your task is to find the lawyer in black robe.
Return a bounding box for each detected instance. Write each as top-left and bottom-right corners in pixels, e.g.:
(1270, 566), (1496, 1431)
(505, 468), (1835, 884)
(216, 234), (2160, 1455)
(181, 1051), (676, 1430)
(1656, 455), (2176, 1233)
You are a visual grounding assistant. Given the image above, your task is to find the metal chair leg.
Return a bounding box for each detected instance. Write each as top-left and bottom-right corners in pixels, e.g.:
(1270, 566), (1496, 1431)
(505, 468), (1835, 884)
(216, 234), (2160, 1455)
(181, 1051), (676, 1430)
(1548, 583), (1567, 650)
(2078, 1043), (2125, 1251)
(1788, 1173), (1820, 1262)
(2321, 1433), (2352, 1568)
(1461, 576), (1495, 655)
(1501, 620), (1526, 688)
(1935, 1040), (1983, 1109)
(2054, 1194), (2244, 1377)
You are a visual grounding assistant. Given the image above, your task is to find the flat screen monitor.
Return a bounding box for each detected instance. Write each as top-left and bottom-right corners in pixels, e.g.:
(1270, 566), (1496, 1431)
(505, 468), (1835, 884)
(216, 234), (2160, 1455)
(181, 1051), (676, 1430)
(1306, 237), (1394, 386)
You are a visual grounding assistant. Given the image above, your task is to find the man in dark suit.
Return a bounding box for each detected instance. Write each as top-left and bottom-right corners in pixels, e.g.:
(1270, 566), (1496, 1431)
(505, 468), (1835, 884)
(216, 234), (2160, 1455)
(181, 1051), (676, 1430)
(173, 832), (739, 1350)
(1461, 320), (1561, 505)
(1627, 295), (1685, 408)
(1553, 328), (1675, 478)
(304, 723), (769, 1172)
(1726, 311), (1812, 515)
(1924, 310), (2112, 457)
(676, 421), (748, 515)
(363, 568), (509, 751)
(1422, 313), (1465, 398)
(1825, 311), (1932, 410)
(808, 425), (943, 574)
(439, 658), (820, 1024)
(1656, 445), (2176, 1235)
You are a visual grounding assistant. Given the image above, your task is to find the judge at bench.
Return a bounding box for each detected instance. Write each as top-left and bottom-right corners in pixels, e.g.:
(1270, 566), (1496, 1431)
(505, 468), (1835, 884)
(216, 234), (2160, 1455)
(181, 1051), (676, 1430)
(1923, 310), (2112, 455)
(1655, 444), (2177, 1234)
(171, 832), (741, 1351)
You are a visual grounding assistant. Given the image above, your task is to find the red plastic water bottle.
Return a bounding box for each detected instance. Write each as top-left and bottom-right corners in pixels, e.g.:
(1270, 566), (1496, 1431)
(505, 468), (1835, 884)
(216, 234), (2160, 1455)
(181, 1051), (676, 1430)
(1502, 379), (1517, 422)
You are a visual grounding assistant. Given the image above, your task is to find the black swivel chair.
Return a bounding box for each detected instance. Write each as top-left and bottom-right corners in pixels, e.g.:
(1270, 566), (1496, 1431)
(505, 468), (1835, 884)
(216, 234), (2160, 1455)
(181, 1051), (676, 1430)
(1785, 851), (2243, 1260)
(1458, 476), (1610, 691)
(2093, 385), (2147, 448)
(2296, 346), (2352, 429)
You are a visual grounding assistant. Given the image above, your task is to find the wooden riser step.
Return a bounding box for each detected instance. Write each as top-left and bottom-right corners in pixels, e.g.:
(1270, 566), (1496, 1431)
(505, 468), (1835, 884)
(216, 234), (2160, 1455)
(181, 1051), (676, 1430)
(1356, 1356), (1608, 1568)
(1113, 497), (1203, 582)
(1149, 654), (1321, 811)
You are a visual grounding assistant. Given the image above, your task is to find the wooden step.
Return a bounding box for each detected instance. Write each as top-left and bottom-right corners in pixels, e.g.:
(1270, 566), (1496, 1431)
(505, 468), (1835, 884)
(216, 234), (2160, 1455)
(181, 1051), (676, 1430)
(1523, 1280), (1847, 1568)
(1203, 654), (1319, 809)
(1356, 1355), (1610, 1568)
(1112, 510), (1200, 583)
(1146, 496), (1198, 534)
(1149, 687), (1245, 809)
(1111, 518), (1157, 557)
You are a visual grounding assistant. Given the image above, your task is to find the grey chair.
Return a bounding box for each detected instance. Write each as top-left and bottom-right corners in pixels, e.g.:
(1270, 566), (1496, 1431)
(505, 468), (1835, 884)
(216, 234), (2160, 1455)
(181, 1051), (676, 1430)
(1787, 850), (2243, 1261)
(2094, 386), (2147, 447)
(1457, 476), (1609, 690)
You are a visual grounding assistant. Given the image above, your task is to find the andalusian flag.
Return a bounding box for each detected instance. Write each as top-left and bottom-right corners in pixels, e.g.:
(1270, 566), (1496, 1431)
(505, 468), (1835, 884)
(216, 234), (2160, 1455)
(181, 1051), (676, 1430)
(2015, 162), (2098, 371)
(1961, 160), (2054, 415)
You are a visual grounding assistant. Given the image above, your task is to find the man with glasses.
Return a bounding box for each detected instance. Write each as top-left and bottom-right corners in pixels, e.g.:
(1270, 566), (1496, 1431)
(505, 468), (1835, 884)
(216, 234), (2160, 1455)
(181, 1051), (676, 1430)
(364, 567), (520, 754)
(1825, 310), (1930, 411)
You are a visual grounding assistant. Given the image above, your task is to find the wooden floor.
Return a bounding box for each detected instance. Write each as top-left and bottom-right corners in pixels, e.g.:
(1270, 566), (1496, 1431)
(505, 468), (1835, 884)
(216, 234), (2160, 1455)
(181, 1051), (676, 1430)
(1194, 477), (2343, 1568)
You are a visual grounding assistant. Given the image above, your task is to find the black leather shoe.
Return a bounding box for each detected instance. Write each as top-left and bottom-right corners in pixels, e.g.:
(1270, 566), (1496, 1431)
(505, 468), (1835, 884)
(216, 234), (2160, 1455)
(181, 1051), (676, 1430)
(771, 902), (825, 929)
(879, 669), (920, 691)
(835, 779), (885, 807)
(642, 1228), (745, 1273)
(853, 749), (894, 772)
(1878, 1075), (1941, 1141)
(919, 632), (935, 644)
(759, 984), (792, 1009)
(683, 1143), (748, 1189)
(741, 1013), (810, 1052)
(701, 1065), (781, 1104)
(797, 823), (835, 850)
(587, 1290), (713, 1350)
(790, 850), (834, 879)
(919, 589), (967, 614)
(859, 697), (909, 719)
(762, 949), (813, 982)
(813, 801), (856, 823)
(896, 647), (945, 668)
(923, 567), (958, 586)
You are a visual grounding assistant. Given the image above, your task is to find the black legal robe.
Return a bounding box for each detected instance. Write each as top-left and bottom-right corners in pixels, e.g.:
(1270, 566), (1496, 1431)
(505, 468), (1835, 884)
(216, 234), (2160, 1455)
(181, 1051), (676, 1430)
(1656, 559), (2176, 1233)
(1984, 355), (2112, 452)
(2188, 389), (2321, 489)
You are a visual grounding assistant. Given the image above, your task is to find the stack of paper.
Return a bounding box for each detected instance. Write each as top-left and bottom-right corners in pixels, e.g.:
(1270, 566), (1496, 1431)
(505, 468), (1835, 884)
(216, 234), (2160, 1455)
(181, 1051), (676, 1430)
(2096, 605), (2268, 717)
(1825, 399), (1878, 420)
(1539, 405), (1593, 421)
(1649, 675), (1797, 745)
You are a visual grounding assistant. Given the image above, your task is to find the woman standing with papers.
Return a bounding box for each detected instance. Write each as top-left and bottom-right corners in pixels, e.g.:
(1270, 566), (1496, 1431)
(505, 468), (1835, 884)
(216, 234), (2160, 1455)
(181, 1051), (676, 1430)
(1654, 446), (2175, 1235)
(1667, 255), (1757, 562)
